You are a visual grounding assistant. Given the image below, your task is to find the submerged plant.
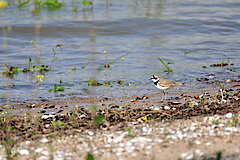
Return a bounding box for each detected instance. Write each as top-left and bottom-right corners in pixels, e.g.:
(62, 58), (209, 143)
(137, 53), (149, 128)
(157, 57), (174, 73)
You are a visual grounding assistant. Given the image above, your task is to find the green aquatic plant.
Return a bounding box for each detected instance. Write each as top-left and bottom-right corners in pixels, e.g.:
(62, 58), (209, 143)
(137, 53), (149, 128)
(183, 51), (191, 54)
(157, 57), (174, 73)
(81, 0), (92, 7)
(102, 50), (128, 69)
(17, 0), (31, 7)
(86, 78), (103, 86)
(2, 64), (19, 77)
(42, 0), (63, 9)
(48, 83), (65, 92)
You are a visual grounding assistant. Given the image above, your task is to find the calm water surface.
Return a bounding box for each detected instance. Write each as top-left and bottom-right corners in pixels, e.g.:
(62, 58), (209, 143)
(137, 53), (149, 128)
(0, 0), (239, 105)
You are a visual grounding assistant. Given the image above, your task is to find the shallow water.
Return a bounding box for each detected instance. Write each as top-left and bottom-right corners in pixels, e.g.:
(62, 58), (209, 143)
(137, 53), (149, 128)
(0, 0), (239, 105)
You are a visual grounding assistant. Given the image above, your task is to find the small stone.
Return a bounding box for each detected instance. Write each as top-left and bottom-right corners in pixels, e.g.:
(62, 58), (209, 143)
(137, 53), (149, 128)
(181, 153), (194, 160)
(42, 151), (49, 156)
(113, 135), (124, 143)
(87, 131), (94, 136)
(225, 127), (238, 132)
(142, 127), (152, 133)
(41, 138), (49, 143)
(164, 106), (170, 110)
(116, 152), (122, 156)
(226, 79), (233, 83)
(35, 148), (43, 153)
(205, 142), (212, 146)
(225, 113), (233, 118)
(154, 138), (163, 143)
(195, 140), (201, 145)
(41, 114), (55, 119)
(147, 105), (161, 110)
(19, 149), (29, 155)
(195, 149), (204, 156)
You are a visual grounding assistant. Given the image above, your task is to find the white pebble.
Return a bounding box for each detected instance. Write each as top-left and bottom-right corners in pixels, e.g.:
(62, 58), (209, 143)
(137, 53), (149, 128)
(205, 142), (212, 146)
(225, 113), (233, 118)
(142, 127), (152, 133)
(194, 140), (201, 145)
(19, 149), (29, 155)
(41, 138), (49, 143)
(225, 127), (238, 132)
(87, 131), (95, 136)
(42, 151), (49, 156)
(181, 153), (194, 160)
(35, 148), (43, 153)
(41, 114), (55, 119)
(195, 149), (204, 156)
(164, 106), (170, 110)
(113, 135), (124, 143)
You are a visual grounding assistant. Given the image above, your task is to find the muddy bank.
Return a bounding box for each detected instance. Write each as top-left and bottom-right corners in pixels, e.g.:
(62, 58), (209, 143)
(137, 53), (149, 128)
(0, 80), (239, 159)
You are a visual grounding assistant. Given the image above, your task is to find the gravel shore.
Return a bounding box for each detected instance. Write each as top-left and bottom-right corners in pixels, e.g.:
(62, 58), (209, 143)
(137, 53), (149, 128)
(0, 80), (239, 160)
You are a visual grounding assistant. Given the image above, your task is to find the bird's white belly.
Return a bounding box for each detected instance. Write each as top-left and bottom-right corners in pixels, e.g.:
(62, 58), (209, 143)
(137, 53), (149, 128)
(155, 85), (169, 90)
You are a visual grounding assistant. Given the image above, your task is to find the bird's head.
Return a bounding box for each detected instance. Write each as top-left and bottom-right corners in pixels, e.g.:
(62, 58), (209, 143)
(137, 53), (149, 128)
(150, 75), (159, 82)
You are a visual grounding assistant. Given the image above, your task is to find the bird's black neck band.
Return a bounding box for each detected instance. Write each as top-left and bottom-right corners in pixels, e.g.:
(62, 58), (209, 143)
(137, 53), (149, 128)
(154, 80), (159, 85)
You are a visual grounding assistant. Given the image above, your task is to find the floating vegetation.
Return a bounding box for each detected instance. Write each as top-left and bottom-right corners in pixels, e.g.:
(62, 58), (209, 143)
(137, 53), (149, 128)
(48, 83), (65, 92)
(81, 0), (93, 8)
(157, 57), (174, 73)
(84, 78), (136, 87)
(2, 64), (19, 77)
(17, 0), (63, 10)
(41, 0), (63, 9)
(183, 51), (191, 54)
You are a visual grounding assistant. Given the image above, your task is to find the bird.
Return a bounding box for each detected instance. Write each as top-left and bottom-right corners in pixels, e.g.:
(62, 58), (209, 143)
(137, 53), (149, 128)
(150, 75), (183, 100)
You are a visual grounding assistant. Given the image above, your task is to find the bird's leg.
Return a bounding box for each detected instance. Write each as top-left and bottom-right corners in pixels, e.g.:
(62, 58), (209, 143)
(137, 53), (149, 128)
(164, 91), (167, 100)
(162, 90), (165, 101)
(160, 90), (164, 101)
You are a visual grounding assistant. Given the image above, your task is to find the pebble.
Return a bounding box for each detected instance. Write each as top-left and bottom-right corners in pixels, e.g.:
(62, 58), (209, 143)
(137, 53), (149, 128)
(195, 140), (201, 145)
(164, 106), (170, 110)
(225, 127), (238, 132)
(87, 131), (95, 136)
(142, 126), (152, 133)
(195, 149), (205, 156)
(205, 142), (212, 146)
(41, 114), (55, 119)
(19, 149), (29, 155)
(41, 138), (49, 143)
(35, 148), (43, 153)
(147, 105), (161, 110)
(225, 113), (233, 118)
(180, 152), (194, 160)
(42, 150), (49, 156)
